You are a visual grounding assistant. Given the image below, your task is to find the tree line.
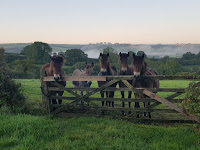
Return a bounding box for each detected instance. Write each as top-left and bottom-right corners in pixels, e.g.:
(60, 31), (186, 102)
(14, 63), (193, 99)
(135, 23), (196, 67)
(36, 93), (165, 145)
(1, 41), (200, 79)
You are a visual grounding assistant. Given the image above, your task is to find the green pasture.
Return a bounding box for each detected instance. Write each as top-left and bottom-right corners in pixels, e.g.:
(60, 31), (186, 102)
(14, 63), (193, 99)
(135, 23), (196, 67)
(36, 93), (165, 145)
(1, 79), (200, 150)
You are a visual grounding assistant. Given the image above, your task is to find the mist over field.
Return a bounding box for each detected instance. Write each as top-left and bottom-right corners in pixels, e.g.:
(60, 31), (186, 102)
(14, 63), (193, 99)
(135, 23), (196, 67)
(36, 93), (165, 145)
(1, 43), (200, 58)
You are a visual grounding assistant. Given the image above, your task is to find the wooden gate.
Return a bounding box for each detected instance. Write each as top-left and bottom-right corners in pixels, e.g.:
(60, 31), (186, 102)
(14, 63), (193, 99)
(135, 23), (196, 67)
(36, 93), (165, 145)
(41, 71), (200, 124)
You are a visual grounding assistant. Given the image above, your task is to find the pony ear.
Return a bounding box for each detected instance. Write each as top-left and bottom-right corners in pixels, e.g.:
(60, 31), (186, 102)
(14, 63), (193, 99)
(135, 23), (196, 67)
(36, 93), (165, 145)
(100, 53), (102, 56)
(91, 62), (94, 67)
(133, 53), (135, 58)
(50, 56), (54, 61)
(127, 52), (129, 57)
(119, 52), (122, 56)
(142, 54), (145, 59)
(107, 53), (109, 57)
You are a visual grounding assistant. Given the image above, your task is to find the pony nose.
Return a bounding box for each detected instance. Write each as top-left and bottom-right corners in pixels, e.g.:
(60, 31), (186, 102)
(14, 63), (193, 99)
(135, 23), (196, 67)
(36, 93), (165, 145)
(101, 70), (107, 75)
(54, 76), (60, 81)
(122, 70), (127, 74)
(134, 75), (140, 79)
(54, 74), (60, 81)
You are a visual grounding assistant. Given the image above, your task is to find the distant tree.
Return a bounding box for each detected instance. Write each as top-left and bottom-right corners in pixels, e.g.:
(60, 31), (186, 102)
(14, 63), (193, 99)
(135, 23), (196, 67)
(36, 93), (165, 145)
(0, 47), (5, 65)
(11, 59), (35, 74)
(102, 47), (118, 63)
(165, 60), (181, 75)
(5, 54), (27, 63)
(127, 51), (135, 64)
(182, 52), (196, 60)
(162, 56), (170, 62)
(21, 42), (52, 64)
(137, 51), (147, 58)
(64, 49), (88, 66)
(9, 59), (36, 78)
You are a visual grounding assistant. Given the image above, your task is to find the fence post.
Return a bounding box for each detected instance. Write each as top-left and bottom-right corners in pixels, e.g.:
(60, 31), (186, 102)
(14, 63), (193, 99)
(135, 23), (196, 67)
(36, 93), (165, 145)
(41, 70), (51, 113)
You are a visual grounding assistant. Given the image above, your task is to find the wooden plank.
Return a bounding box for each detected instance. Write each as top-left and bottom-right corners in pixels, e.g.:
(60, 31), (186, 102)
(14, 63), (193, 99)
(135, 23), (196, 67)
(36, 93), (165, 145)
(50, 96), (184, 103)
(166, 92), (184, 100)
(50, 96), (157, 102)
(147, 92), (185, 109)
(42, 75), (200, 82)
(143, 89), (200, 124)
(106, 75), (200, 80)
(43, 76), (106, 81)
(48, 87), (185, 93)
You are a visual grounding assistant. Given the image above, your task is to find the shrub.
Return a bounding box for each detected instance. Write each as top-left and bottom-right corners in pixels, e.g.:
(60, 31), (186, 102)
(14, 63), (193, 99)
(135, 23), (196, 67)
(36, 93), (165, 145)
(0, 64), (26, 113)
(182, 81), (200, 117)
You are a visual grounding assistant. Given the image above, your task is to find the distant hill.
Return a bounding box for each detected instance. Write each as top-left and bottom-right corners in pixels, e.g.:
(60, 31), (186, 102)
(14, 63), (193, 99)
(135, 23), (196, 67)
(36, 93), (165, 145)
(1, 43), (200, 58)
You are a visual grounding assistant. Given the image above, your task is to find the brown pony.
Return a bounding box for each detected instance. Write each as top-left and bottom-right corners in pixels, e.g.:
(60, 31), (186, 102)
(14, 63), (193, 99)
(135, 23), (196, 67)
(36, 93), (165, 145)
(131, 53), (159, 118)
(72, 62), (94, 104)
(98, 53), (117, 107)
(118, 52), (133, 111)
(41, 55), (66, 105)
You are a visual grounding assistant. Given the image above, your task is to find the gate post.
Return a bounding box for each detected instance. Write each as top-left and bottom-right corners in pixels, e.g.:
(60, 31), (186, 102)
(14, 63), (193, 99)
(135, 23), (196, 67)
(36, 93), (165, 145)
(40, 70), (51, 113)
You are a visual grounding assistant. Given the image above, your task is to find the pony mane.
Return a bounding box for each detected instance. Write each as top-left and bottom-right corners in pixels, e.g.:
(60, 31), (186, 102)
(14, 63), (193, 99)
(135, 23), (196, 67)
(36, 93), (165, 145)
(51, 55), (65, 66)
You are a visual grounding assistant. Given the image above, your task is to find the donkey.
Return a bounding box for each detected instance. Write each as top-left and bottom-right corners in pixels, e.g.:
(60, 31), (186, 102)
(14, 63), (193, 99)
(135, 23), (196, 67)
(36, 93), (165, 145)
(131, 53), (159, 118)
(41, 55), (66, 105)
(118, 52), (133, 113)
(72, 62), (94, 104)
(98, 53), (117, 107)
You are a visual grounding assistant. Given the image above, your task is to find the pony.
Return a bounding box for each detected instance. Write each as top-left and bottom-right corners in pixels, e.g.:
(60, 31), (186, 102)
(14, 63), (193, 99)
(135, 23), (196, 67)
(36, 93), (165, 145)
(131, 53), (159, 118)
(118, 52), (133, 113)
(41, 55), (66, 105)
(98, 53), (117, 107)
(72, 62), (94, 104)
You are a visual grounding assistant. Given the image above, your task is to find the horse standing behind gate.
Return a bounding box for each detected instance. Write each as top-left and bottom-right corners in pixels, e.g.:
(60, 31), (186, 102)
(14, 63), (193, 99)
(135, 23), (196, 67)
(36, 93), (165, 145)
(98, 53), (117, 107)
(131, 53), (159, 118)
(72, 62), (94, 104)
(118, 52), (133, 112)
(41, 55), (66, 105)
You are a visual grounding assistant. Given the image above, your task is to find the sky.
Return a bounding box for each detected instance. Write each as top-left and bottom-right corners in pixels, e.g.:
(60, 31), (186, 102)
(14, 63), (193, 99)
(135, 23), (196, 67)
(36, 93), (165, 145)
(1, 0), (200, 44)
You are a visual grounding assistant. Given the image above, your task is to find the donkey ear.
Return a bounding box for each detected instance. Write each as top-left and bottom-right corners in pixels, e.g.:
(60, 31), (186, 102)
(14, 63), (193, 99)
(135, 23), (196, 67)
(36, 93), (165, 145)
(127, 52), (129, 57)
(119, 52), (122, 56)
(91, 62), (94, 67)
(107, 53), (109, 57)
(133, 53), (135, 58)
(100, 53), (102, 56)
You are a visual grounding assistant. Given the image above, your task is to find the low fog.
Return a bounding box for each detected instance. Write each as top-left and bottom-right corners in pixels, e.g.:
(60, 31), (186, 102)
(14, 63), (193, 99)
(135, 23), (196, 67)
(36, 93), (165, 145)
(81, 44), (200, 58)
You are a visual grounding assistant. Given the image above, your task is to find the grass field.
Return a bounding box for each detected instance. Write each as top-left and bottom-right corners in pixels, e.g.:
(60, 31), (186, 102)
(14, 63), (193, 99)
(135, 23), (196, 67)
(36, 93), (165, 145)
(1, 79), (200, 150)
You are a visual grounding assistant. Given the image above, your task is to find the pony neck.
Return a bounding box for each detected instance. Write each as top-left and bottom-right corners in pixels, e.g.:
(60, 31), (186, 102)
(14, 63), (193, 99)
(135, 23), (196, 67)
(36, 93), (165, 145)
(106, 65), (113, 75)
(141, 61), (147, 75)
(49, 62), (54, 73)
(85, 69), (92, 76)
